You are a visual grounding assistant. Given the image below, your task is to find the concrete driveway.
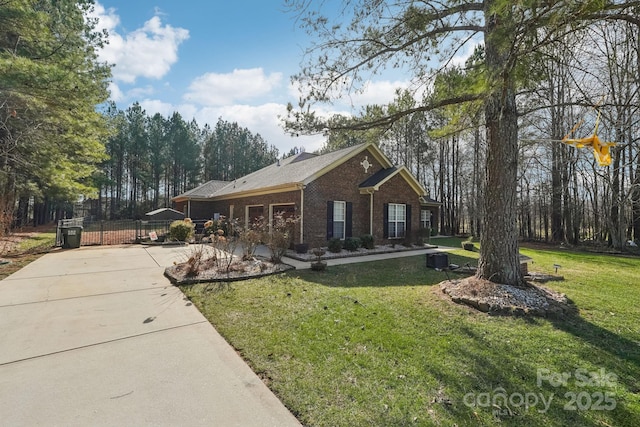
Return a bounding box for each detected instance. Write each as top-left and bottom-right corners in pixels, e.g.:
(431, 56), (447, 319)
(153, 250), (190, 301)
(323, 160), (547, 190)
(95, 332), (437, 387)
(0, 245), (300, 426)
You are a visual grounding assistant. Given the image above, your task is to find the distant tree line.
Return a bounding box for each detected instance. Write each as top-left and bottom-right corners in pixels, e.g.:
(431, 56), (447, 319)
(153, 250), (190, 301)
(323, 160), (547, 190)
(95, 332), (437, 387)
(0, 0), (110, 230)
(97, 102), (279, 219)
(310, 19), (640, 251)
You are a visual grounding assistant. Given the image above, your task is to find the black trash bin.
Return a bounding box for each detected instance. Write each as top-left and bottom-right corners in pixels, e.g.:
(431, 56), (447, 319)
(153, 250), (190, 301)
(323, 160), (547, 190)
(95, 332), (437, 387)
(61, 226), (83, 249)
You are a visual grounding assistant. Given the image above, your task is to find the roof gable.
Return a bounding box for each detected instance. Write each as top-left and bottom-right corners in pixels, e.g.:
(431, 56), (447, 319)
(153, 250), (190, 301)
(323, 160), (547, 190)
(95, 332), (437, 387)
(359, 167), (398, 188)
(300, 143), (393, 186)
(359, 165), (427, 196)
(145, 207), (184, 216)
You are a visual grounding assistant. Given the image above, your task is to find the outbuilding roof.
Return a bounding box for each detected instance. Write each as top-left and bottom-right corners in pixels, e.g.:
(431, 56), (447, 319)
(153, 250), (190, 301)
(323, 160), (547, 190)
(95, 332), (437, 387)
(145, 207), (185, 216)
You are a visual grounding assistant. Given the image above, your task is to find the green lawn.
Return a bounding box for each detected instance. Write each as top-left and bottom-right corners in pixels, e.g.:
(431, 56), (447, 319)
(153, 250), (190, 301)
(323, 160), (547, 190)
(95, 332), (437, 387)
(181, 245), (640, 427)
(14, 232), (56, 253)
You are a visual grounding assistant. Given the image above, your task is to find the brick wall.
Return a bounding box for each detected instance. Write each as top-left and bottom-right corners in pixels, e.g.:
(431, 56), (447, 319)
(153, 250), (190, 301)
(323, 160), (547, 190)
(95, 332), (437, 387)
(175, 146), (425, 248)
(303, 148), (422, 247)
(372, 173), (422, 243)
(304, 151), (381, 247)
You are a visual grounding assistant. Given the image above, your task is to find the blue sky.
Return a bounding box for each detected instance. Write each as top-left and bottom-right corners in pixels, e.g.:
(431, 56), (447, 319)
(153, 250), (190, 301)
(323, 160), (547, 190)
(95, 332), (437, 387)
(91, 1), (476, 154)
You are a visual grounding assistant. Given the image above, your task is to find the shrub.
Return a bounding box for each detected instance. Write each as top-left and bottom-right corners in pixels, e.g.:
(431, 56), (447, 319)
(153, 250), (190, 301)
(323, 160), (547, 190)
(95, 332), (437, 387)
(360, 234), (375, 249)
(239, 227), (262, 260)
(204, 217), (230, 237)
(263, 211), (300, 263)
(343, 237), (361, 252)
(415, 228), (431, 245)
(169, 220), (194, 241)
(327, 238), (343, 253)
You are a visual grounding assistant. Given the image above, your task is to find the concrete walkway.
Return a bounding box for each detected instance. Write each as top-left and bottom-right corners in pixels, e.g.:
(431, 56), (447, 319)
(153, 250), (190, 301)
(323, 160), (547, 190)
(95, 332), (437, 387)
(277, 246), (454, 270)
(0, 245), (301, 427)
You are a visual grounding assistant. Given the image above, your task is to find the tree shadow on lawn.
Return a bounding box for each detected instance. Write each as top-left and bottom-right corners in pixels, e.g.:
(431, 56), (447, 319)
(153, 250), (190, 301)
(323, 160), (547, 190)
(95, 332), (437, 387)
(427, 300), (640, 425)
(437, 288), (640, 426)
(431, 321), (640, 426)
(290, 252), (479, 288)
(288, 251), (639, 424)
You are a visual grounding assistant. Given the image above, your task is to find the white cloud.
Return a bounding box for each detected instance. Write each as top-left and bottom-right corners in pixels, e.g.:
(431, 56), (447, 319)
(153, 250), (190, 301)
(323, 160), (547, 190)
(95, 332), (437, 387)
(346, 80), (411, 107)
(90, 2), (189, 83)
(194, 103), (324, 153)
(138, 99), (174, 117)
(133, 76), (420, 155)
(288, 78), (412, 113)
(138, 99), (198, 122)
(107, 82), (124, 102)
(108, 83), (156, 104)
(90, 2), (119, 33)
(184, 68), (283, 106)
(450, 39), (482, 68)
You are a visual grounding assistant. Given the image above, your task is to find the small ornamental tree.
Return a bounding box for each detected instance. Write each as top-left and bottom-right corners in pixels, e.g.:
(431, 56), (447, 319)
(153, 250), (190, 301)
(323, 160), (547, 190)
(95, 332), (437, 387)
(204, 217), (231, 238)
(207, 216), (241, 273)
(239, 221), (263, 261)
(262, 211), (300, 263)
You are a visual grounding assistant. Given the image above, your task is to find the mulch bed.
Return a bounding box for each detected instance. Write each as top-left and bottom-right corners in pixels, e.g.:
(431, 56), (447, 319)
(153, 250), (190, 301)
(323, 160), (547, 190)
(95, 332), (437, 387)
(164, 257), (295, 285)
(440, 276), (577, 318)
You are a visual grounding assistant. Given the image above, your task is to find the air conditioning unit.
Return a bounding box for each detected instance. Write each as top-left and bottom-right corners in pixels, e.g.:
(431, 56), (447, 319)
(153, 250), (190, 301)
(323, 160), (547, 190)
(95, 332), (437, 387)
(426, 253), (449, 269)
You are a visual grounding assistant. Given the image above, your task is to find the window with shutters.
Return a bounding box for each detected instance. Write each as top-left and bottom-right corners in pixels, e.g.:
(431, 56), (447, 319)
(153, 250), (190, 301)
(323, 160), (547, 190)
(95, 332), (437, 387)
(333, 201), (346, 239)
(388, 203), (406, 238)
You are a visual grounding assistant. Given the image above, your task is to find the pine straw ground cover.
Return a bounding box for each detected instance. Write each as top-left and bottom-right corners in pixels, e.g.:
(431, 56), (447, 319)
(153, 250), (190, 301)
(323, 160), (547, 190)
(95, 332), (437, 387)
(0, 228), (57, 280)
(180, 246), (640, 427)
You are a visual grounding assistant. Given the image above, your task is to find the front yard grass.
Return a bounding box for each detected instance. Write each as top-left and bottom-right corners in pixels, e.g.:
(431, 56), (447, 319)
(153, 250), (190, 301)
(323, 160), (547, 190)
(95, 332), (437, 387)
(181, 247), (640, 427)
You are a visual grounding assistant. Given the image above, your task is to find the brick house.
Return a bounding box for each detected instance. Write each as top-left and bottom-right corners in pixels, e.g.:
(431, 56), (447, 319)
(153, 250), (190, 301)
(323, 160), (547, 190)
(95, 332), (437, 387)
(172, 143), (440, 247)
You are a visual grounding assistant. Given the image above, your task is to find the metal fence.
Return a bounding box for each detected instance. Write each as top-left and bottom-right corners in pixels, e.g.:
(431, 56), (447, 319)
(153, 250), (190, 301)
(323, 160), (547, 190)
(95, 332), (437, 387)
(56, 219), (175, 246)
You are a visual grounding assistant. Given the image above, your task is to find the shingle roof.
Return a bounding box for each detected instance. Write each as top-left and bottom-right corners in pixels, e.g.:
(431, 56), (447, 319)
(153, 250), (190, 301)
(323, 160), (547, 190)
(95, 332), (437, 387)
(145, 207), (184, 216)
(419, 196), (441, 205)
(359, 167), (398, 188)
(176, 180), (230, 199)
(208, 143), (373, 198)
(173, 143), (411, 201)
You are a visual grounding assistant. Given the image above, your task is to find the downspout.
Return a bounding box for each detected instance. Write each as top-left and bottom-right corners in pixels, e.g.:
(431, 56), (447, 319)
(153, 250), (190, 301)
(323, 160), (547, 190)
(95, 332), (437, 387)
(369, 189), (375, 235)
(299, 184), (305, 243)
(187, 199), (191, 218)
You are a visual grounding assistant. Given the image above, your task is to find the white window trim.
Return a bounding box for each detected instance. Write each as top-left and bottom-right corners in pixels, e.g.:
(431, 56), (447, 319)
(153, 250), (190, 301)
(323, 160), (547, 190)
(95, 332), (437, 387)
(421, 209), (430, 229)
(388, 203), (406, 239)
(333, 201), (346, 240)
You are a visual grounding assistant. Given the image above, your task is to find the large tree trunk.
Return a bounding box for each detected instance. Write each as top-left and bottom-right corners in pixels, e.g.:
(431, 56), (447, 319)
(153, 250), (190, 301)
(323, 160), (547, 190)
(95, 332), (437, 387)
(477, 3), (523, 286)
